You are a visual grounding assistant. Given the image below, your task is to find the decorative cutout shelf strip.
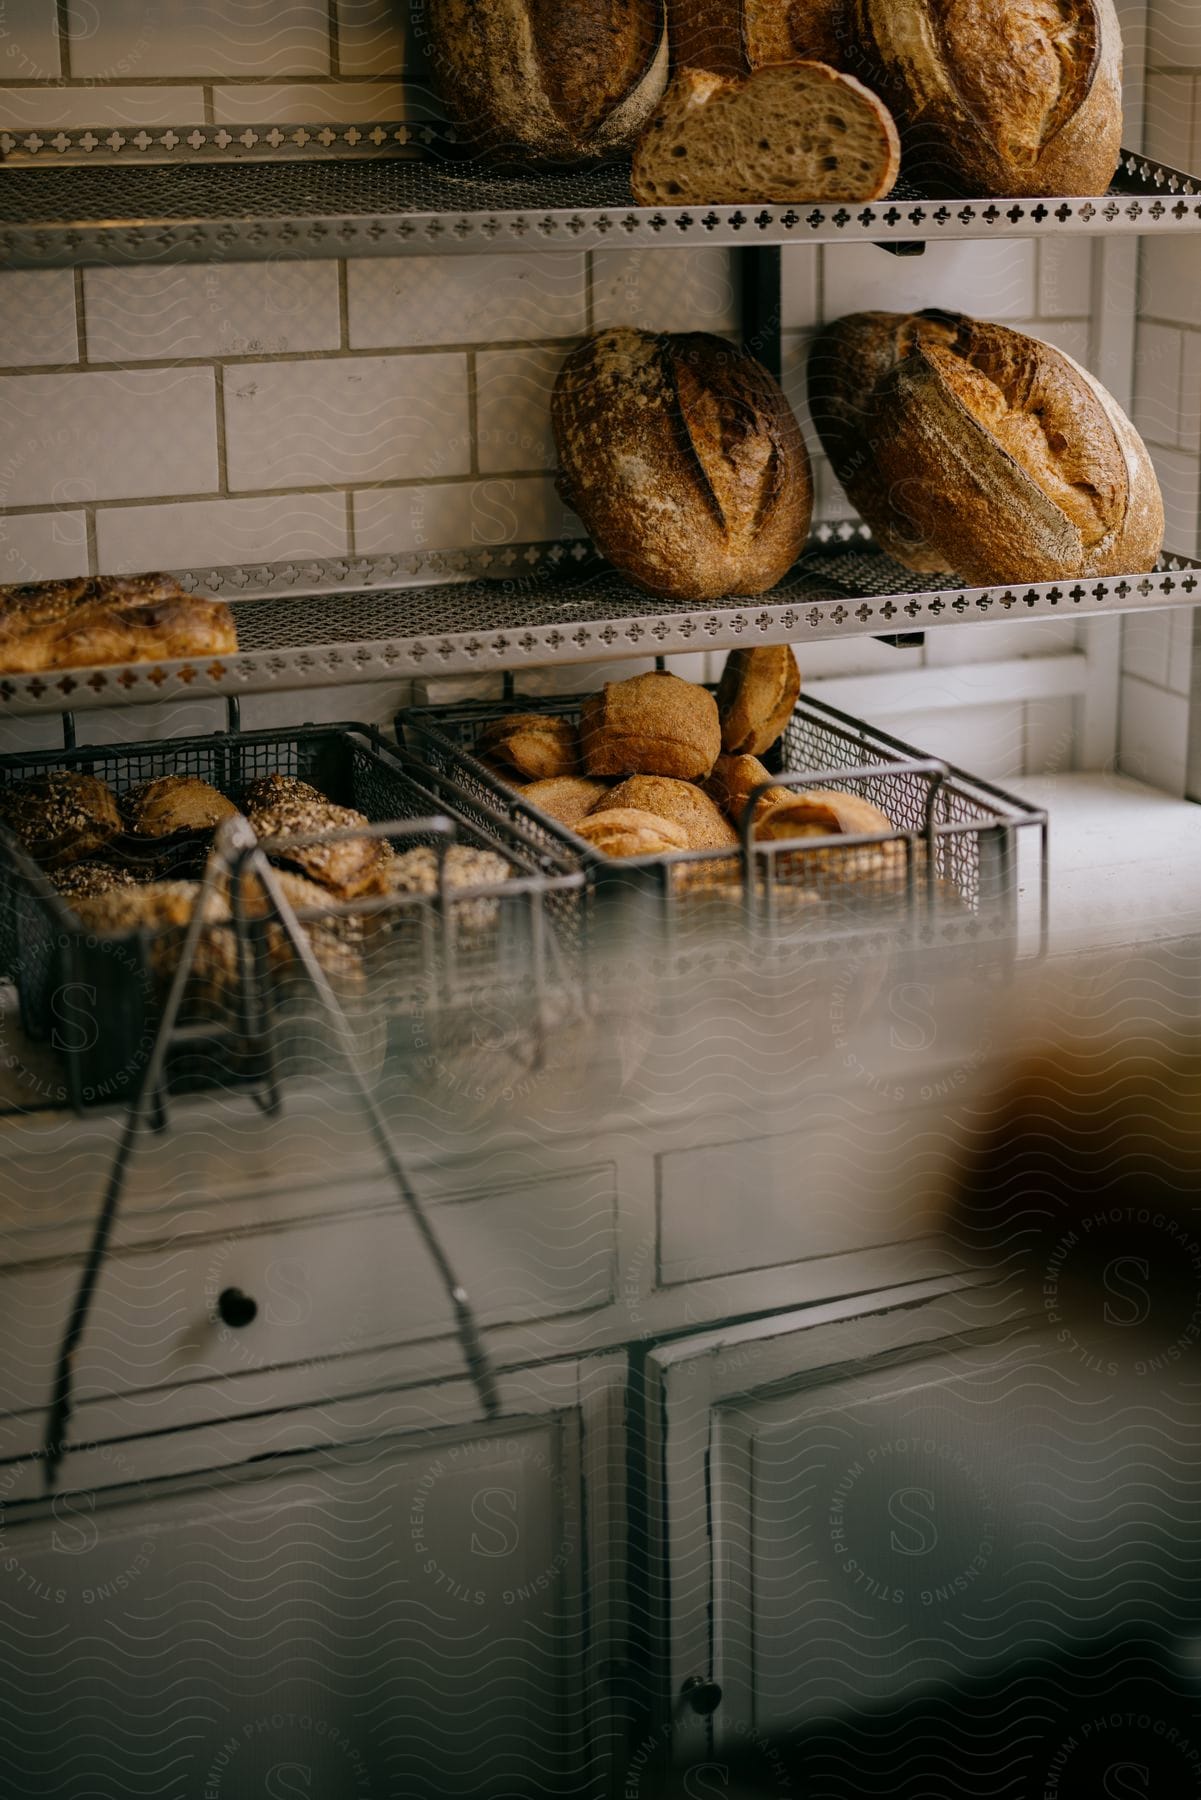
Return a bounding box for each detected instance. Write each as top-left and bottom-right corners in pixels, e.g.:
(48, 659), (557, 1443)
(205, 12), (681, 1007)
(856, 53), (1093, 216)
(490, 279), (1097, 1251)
(2, 531), (1197, 717)
(2, 151), (1198, 268)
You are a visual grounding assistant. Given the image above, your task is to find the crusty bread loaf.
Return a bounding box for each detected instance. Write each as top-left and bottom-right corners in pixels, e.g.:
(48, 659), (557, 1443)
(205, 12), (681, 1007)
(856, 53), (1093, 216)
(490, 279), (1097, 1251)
(0, 574), (237, 674)
(0, 770), (121, 869)
(870, 319), (1164, 584)
(854, 0), (1123, 197)
(604, 775), (740, 849)
(519, 775), (613, 828)
(426, 0), (668, 165)
(716, 645), (801, 755)
(476, 712), (579, 780)
(575, 807), (691, 857)
(239, 774), (326, 813)
(122, 775), (239, 837)
(51, 860), (140, 904)
(580, 671), (721, 779)
(670, 0), (852, 73)
(554, 329), (812, 603)
(807, 309), (966, 572)
(631, 63), (899, 206)
(385, 844), (513, 936)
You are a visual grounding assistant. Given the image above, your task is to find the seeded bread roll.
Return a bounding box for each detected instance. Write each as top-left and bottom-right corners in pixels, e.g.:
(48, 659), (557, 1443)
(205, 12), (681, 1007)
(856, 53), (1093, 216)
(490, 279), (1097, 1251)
(476, 712), (579, 780)
(706, 753), (792, 825)
(122, 775), (239, 837)
(0, 770), (121, 870)
(717, 645), (801, 755)
(854, 0), (1123, 197)
(580, 671), (721, 780)
(807, 309), (966, 573)
(604, 775), (740, 849)
(631, 64), (899, 207)
(519, 776), (613, 828)
(575, 807), (691, 857)
(671, 0), (852, 72)
(869, 318), (1164, 584)
(248, 797), (392, 901)
(386, 844), (513, 936)
(52, 860), (141, 904)
(239, 774), (326, 813)
(426, 0), (668, 166)
(553, 328), (812, 603)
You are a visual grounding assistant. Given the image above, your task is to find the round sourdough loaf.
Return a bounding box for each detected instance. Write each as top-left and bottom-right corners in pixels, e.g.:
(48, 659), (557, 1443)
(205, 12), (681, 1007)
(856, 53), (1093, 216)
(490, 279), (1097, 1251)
(854, 0), (1123, 197)
(807, 309), (967, 573)
(603, 775), (739, 849)
(670, 0), (852, 74)
(425, 0), (668, 165)
(868, 318), (1164, 584)
(553, 328), (812, 602)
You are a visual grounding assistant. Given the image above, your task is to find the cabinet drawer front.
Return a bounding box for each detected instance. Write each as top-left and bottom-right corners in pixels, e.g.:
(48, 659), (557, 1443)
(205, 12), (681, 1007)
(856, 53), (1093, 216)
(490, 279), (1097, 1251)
(0, 1166), (617, 1416)
(656, 1113), (951, 1286)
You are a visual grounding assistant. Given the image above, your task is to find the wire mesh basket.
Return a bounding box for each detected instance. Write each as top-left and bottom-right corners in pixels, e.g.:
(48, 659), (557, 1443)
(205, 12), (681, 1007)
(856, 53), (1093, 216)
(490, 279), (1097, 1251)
(0, 721), (583, 1110)
(402, 689), (1048, 957)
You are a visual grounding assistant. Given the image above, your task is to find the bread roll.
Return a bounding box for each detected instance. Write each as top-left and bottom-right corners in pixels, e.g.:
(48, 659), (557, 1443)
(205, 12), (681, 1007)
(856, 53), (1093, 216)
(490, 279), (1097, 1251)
(385, 844), (513, 936)
(575, 807), (691, 857)
(248, 796), (392, 901)
(425, 0), (668, 166)
(519, 776), (613, 828)
(604, 775), (739, 849)
(807, 309), (966, 573)
(671, 0), (852, 72)
(0, 574), (237, 675)
(553, 328), (812, 603)
(854, 0), (1123, 197)
(0, 770), (120, 870)
(52, 861), (141, 904)
(580, 671), (721, 780)
(632, 64), (899, 206)
(239, 774), (326, 813)
(706, 753), (791, 825)
(868, 318), (1164, 583)
(476, 712), (579, 780)
(756, 787), (905, 883)
(122, 775), (239, 837)
(717, 645), (801, 755)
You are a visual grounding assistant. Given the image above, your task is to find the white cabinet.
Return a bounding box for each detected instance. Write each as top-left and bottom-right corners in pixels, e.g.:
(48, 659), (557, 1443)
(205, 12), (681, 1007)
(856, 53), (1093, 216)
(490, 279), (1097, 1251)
(0, 1354), (625, 1800)
(642, 1278), (1201, 1774)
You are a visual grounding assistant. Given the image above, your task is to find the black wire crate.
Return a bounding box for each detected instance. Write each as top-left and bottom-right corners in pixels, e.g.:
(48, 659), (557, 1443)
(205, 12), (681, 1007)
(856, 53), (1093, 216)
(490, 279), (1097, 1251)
(0, 721), (583, 1111)
(402, 690), (1048, 959)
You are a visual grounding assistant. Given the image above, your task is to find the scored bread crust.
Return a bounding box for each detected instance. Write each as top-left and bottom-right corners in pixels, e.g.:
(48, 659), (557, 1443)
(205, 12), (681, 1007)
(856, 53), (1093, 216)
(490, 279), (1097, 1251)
(871, 320), (1164, 584)
(122, 775), (239, 837)
(603, 775), (740, 849)
(553, 328), (812, 603)
(854, 0), (1122, 197)
(0, 770), (121, 870)
(580, 672), (722, 779)
(705, 753), (791, 825)
(716, 644), (801, 755)
(670, 0), (852, 72)
(575, 807), (692, 857)
(631, 63), (900, 206)
(426, 0), (668, 165)
(807, 309), (967, 572)
(0, 578), (237, 675)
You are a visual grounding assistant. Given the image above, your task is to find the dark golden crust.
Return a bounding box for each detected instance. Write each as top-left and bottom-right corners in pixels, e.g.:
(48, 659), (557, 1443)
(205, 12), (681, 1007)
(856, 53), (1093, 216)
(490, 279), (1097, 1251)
(0, 574), (237, 675)
(604, 775), (740, 849)
(553, 328), (812, 603)
(670, 0), (852, 72)
(716, 645), (801, 755)
(248, 797), (392, 900)
(239, 774), (326, 813)
(854, 0), (1122, 198)
(121, 775), (239, 838)
(476, 712), (580, 779)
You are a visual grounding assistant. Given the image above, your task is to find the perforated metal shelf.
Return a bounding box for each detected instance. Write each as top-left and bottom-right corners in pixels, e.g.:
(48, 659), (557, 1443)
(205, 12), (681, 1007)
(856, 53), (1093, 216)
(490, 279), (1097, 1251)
(2, 529), (1198, 717)
(2, 149), (1198, 268)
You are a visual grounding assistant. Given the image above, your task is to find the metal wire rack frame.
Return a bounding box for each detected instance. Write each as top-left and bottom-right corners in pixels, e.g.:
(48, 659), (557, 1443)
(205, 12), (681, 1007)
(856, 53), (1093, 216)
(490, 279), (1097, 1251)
(2, 150), (1199, 269)
(2, 529), (1197, 717)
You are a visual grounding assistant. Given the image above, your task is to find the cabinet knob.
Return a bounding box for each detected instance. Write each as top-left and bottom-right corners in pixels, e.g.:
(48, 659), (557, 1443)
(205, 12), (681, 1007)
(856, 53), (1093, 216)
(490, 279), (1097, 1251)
(217, 1287), (258, 1329)
(680, 1676), (723, 1717)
